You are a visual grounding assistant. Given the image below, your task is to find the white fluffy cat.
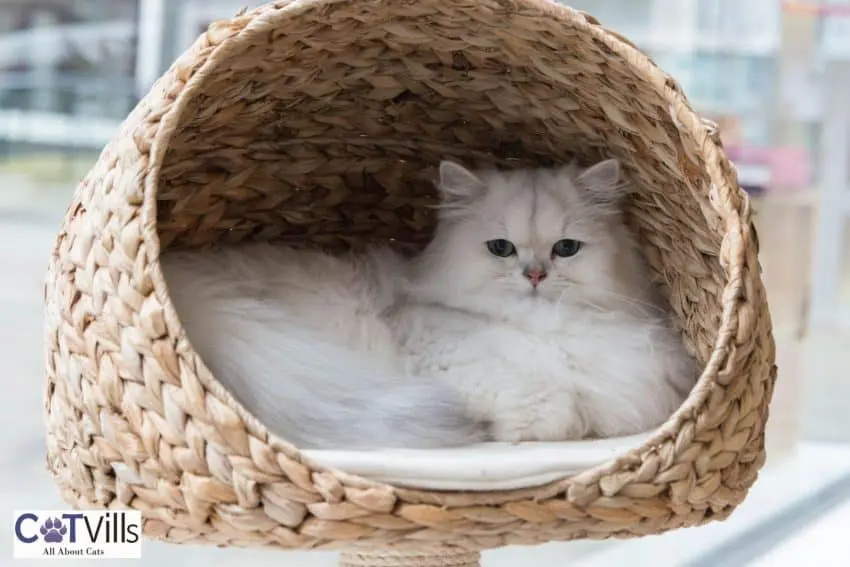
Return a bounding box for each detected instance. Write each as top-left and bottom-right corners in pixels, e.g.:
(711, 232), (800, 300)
(161, 158), (695, 449)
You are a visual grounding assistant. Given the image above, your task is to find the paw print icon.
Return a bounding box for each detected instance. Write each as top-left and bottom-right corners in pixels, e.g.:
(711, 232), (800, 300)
(40, 517), (67, 543)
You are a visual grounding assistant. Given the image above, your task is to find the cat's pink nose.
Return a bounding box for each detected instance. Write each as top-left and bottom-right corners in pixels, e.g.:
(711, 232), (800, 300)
(524, 267), (547, 286)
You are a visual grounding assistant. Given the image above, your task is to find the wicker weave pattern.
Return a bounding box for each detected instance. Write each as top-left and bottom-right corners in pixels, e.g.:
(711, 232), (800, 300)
(340, 550), (482, 566)
(43, 0), (775, 552)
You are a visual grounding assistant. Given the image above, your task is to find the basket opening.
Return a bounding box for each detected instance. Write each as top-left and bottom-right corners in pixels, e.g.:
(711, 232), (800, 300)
(149, 1), (726, 453)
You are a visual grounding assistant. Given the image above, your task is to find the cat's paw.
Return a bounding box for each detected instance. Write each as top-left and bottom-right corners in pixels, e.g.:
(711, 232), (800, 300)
(490, 414), (587, 443)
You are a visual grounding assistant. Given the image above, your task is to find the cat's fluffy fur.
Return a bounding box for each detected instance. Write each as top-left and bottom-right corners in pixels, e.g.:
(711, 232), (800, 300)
(161, 159), (696, 449)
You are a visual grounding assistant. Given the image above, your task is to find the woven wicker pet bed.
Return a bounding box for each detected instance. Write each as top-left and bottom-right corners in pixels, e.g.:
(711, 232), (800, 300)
(43, 0), (776, 565)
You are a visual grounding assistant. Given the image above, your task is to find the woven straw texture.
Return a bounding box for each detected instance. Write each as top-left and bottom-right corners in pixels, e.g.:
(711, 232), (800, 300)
(340, 550), (482, 566)
(43, 0), (776, 554)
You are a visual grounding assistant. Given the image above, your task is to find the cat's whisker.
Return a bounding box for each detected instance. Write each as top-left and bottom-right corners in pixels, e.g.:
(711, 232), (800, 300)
(577, 296), (655, 320)
(559, 283), (665, 315)
(549, 288), (604, 313)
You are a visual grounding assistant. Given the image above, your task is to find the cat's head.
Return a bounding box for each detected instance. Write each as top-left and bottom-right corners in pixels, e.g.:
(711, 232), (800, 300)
(411, 158), (651, 312)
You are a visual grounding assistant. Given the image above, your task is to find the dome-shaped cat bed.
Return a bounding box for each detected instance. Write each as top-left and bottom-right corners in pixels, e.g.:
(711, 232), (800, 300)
(43, 0), (776, 565)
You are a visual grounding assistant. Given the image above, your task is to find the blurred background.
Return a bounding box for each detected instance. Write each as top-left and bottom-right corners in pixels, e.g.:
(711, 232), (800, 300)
(2, 0), (850, 565)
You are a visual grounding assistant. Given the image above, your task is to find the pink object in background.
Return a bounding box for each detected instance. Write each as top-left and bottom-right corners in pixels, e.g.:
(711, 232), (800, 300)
(726, 146), (812, 194)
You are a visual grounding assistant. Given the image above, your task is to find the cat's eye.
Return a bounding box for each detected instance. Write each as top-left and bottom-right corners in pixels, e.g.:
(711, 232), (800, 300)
(552, 239), (582, 258)
(486, 239), (516, 257)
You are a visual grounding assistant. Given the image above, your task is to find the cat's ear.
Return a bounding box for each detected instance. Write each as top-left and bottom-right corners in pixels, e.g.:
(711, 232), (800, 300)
(575, 159), (623, 205)
(437, 161), (485, 204)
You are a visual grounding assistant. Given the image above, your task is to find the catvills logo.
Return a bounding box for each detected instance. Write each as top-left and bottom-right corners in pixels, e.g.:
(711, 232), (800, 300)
(12, 510), (142, 559)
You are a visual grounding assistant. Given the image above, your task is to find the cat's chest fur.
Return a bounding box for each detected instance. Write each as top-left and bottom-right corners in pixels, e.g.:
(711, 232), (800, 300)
(389, 299), (590, 377)
(387, 298), (686, 442)
(390, 301), (585, 442)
